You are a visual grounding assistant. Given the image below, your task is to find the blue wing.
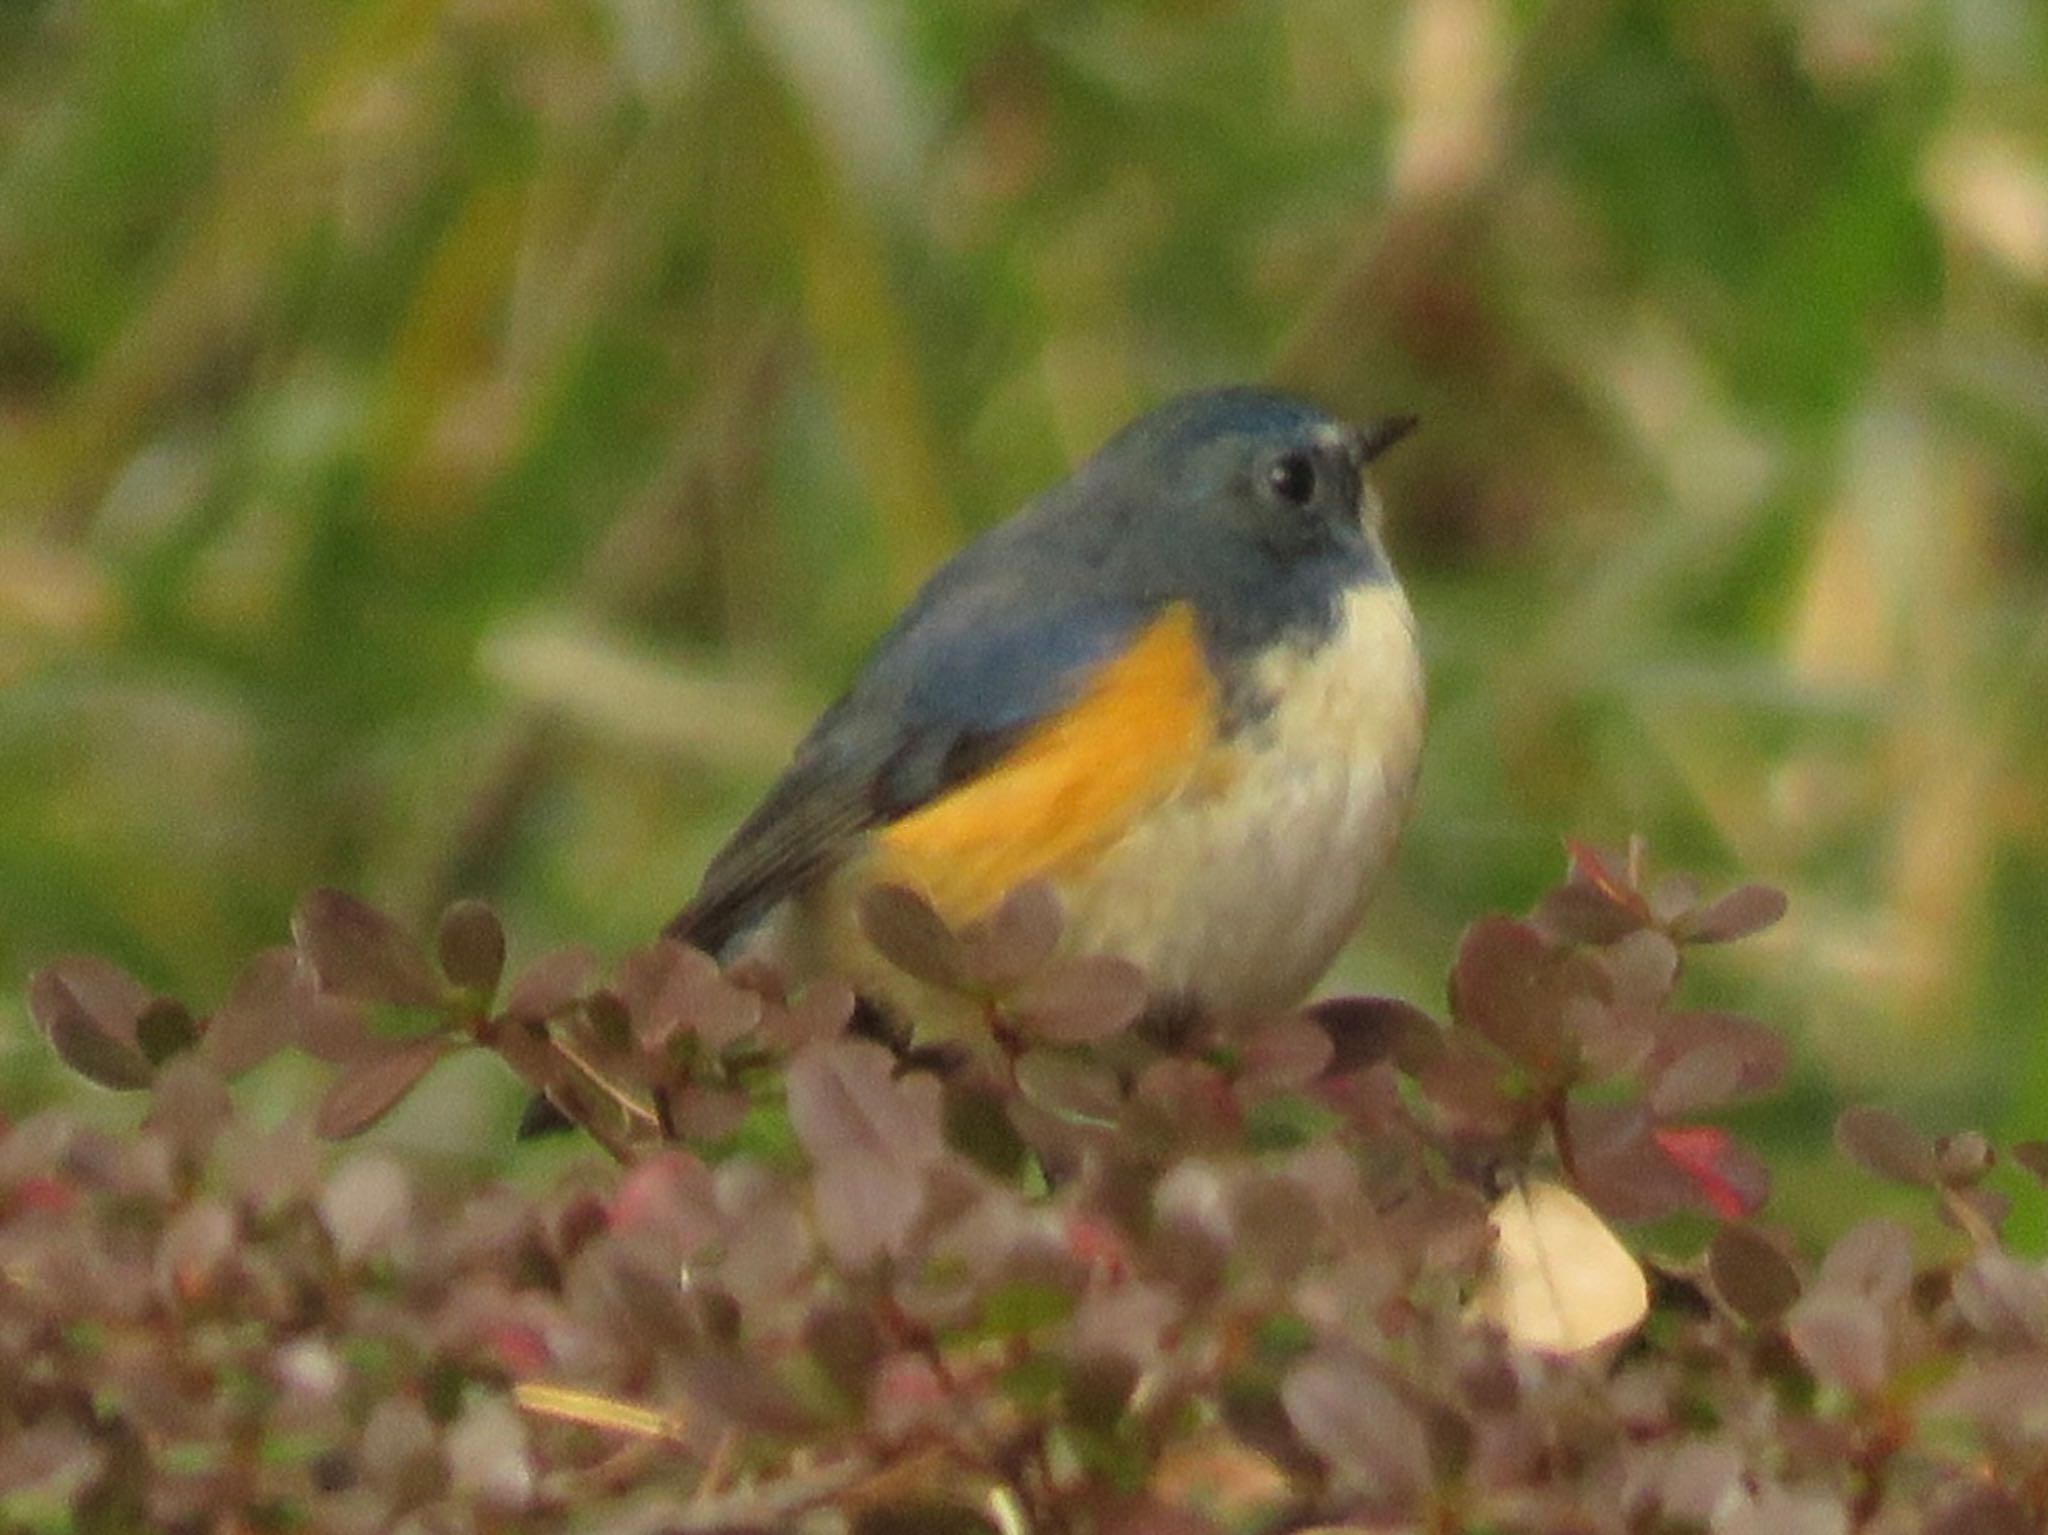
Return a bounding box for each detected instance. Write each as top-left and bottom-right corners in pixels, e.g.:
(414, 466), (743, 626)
(668, 554), (1153, 953)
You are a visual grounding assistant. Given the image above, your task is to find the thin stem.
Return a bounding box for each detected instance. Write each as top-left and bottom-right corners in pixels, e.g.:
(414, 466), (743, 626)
(551, 1035), (662, 1130)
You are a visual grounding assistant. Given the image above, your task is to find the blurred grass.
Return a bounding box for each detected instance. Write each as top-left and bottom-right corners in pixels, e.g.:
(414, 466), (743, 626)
(4, 0), (2047, 1233)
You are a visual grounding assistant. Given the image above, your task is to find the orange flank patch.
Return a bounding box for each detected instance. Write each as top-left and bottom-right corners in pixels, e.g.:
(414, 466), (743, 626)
(877, 603), (1219, 924)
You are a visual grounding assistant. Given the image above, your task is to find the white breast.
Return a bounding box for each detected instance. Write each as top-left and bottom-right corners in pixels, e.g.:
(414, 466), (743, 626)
(1054, 580), (1427, 1018)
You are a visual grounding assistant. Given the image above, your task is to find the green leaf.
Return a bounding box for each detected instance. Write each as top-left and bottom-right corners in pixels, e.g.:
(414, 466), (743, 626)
(979, 1281), (1075, 1337)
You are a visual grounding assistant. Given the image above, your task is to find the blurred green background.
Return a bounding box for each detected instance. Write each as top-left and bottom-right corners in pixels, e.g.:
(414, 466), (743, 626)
(5, 0), (2047, 1222)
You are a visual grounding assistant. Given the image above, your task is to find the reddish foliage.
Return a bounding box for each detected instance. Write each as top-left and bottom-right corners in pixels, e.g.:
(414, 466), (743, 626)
(16, 844), (2045, 1531)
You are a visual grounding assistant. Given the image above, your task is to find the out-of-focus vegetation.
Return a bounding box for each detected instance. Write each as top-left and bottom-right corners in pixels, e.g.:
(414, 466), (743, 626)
(4, 0), (2047, 1215)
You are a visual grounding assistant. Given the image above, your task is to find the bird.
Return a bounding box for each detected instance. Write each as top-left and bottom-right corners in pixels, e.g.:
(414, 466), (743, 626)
(668, 385), (1426, 1032)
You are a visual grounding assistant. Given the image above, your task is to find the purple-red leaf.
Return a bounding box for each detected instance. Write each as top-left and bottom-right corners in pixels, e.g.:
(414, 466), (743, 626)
(785, 1041), (945, 1268)
(1600, 929), (1681, 1008)
(444, 1396), (534, 1512)
(1648, 872), (1704, 925)
(1280, 1350), (1430, 1509)
(318, 1153), (414, 1264)
(358, 1399), (441, 1507)
(1707, 1223), (1802, 1324)
(669, 1083), (751, 1142)
(1015, 1050), (1124, 1126)
(135, 999), (198, 1066)
(1238, 1015), (1335, 1091)
(1646, 1047), (1761, 1121)
(315, 1036), (453, 1139)
(436, 900), (506, 997)
(1416, 1038), (1523, 1140)
(28, 958), (154, 1089)
(1566, 1103), (1704, 1224)
(1565, 997), (1655, 1081)
(35, 953), (150, 1036)
(1230, 1171), (1326, 1280)
(1535, 841), (1654, 945)
(762, 978), (856, 1051)
(1929, 1355), (2048, 1426)
(957, 880), (1063, 992)
(156, 1198), (238, 1303)
(1133, 1058), (1243, 1147)
(804, 1302), (884, 1405)
(1712, 1487), (1851, 1535)
(1099, 1500), (1227, 1535)
(147, 1056), (234, 1169)
(1950, 1251), (2048, 1346)
(1835, 1105), (1938, 1187)
(1785, 1289), (1888, 1396)
(609, 1150), (724, 1262)
(1646, 1013), (1789, 1115)
(286, 964), (377, 1063)
(617, 939), (762, 1051)
(1679, 883), (1789, 944)
(1534, 879), (1649, 945)
(502, 946), (596, 1023)
(1816, 1219), (1913, 1308)
(675, 1349), (821, 1437)
(292, 888), (443, 1008)
(1008, 955), (1147, 1045)
(1305, 995), (1443, 1075)
(857, 883), (967, 991)
(786, 1041), (947, 1173)
(1924, 1484), (2039, 1535)
(202, 947), (296, 1077)
(1655, 1124), (1770, 1220)
(1450, 916), (1607, 1071)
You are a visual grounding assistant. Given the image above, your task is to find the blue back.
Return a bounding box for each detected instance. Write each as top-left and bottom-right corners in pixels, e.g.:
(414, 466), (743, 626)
(670, 385), (1393, 950)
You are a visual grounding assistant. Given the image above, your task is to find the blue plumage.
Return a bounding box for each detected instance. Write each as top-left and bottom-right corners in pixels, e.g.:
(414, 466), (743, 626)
(667, 385), (1416, 957)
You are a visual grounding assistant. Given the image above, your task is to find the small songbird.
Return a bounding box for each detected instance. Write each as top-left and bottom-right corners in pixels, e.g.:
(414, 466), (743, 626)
(668, 386), (1427, 1028)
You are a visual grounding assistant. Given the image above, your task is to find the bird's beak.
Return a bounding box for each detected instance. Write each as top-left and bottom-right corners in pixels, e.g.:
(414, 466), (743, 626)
(1351, 413), (1420, 466)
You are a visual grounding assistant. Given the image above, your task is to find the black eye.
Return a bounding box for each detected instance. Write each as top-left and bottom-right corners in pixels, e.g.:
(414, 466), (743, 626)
(1267, 451), (1318, 506)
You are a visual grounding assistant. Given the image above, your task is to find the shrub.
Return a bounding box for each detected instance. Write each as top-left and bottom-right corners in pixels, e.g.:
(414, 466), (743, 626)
(11, 843), (2047, 1533)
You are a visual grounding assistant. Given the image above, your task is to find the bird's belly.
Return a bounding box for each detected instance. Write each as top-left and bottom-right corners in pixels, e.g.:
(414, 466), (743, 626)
(759, 581), (1425, 1026)
(1054, 582), (1426, 1016)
